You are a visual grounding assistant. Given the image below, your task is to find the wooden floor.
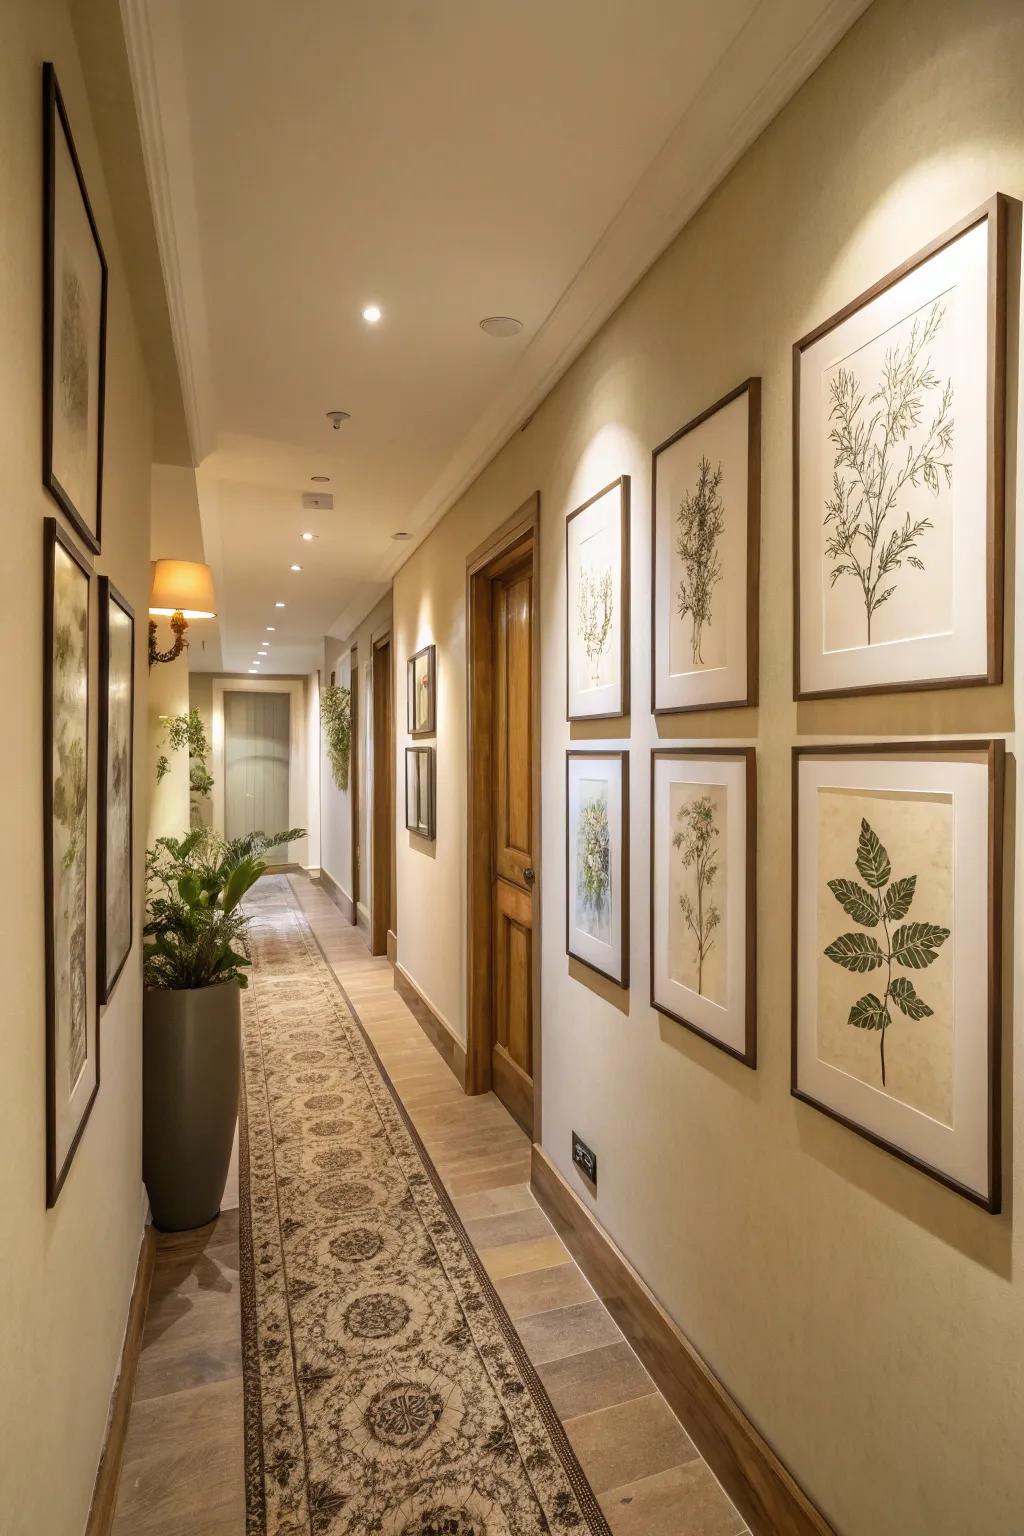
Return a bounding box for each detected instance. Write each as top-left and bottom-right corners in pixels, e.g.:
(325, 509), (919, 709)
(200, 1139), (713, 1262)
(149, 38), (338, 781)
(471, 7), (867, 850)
(111, 874), (747, 1535)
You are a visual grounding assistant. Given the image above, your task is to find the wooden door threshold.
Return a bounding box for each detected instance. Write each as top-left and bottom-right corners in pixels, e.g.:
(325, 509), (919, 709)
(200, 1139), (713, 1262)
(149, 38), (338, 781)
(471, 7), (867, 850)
(530, 1146), (835, 1536)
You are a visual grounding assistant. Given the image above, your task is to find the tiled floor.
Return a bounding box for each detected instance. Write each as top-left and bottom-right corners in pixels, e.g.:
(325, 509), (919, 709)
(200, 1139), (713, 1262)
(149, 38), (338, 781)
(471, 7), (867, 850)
(111, 874), (748, 1535)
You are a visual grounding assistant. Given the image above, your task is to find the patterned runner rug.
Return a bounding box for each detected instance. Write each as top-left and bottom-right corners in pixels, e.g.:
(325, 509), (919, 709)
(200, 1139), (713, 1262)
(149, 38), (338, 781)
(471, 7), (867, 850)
(239, 876), (611, 1536)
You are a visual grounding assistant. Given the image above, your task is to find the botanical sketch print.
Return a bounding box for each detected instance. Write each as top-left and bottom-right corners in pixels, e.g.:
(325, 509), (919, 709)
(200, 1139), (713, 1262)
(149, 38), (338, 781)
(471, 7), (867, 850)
(669, 782), (726, 1003)
(574, 779), (611, 945)
(52, 543), (89, 1090)
(822, 291), (956, 653)
(816, 787), (953, 1124)
(414, 656), (429, 730)
(577, 531), (614, 691)
(676, 456), (724, 666)
(105, 604), (132, 982)
(59, 256), (90, 495)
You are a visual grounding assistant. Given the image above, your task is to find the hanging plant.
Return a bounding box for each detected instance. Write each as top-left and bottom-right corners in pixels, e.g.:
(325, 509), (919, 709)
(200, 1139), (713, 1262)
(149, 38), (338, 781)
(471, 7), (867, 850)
(321, 683), (352, 791)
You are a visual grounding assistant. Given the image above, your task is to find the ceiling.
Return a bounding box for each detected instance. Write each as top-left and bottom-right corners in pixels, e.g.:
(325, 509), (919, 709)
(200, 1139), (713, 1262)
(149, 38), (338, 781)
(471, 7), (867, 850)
(122, 0), (870, 675)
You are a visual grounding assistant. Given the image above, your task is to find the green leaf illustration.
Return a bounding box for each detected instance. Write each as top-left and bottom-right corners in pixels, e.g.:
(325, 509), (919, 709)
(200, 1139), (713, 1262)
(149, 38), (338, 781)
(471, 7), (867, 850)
(848, 994), (888, 1030)
(855, 819), (891, 889)
(889, 976), (934, 1020)
(883, 875), (917, 922)
(823, 932), (885, 972)
(827, 878), (880, 927)
(822, 816), (949, 1088)
(890, 922), (950, 970)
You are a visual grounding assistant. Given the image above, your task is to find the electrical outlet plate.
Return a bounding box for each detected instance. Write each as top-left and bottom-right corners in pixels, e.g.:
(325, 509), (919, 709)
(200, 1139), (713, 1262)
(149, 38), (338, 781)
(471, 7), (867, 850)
(572, 1131), (597, 1187)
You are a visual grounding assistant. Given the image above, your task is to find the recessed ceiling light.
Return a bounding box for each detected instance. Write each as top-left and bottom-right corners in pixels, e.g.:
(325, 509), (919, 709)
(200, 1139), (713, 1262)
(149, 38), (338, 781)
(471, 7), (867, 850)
(391, 530), (412, 541)
(275, 602), (285, 608)
(266, 626), (275, 632)
(248, 668), (258, 674)
(479, 315), (523, 339)
(301, 531), (316, 542)
(310, 474), (330, 483)
(362, 303), (382, 324)
(290, 563), (302, 572)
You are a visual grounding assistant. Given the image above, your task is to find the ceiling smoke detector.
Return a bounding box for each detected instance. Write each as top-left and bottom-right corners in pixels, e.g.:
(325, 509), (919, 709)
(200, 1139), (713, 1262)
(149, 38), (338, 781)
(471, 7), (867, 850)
(391, 530), (412, 541)
(479, 316), (522, 339)
(326, 410), (351, 431)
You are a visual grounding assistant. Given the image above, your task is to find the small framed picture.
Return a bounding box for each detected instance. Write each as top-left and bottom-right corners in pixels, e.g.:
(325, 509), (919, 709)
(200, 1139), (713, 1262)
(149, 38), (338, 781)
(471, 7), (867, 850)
(405, 746), (435, 839)
(652, 379), (760, 713)
(98, 578), (135, 1003)
(650, 748), (756, 1066)
(792, 742), (1003, 1210)
(794, 196), (1007, 699)
(43, 63), (108, 555)
(566, 751), (629, 987)
(407, 644), (436, 736)
(44, 518), (99, 1205)
(566, 477), (630, 720)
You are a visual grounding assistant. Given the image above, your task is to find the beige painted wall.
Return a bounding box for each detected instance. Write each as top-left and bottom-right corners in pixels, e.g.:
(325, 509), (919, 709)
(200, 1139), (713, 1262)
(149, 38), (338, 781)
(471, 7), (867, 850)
(391, 1), (1024, 1531)
(0, 3), (155, 1531)
(321, 592), (393, 907)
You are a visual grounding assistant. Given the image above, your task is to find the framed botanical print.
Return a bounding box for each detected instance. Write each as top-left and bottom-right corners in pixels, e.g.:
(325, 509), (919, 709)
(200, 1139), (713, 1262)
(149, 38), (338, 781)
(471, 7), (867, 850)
(792, 742), (1003, 1210)
(652, 379), (760, 713)
(43, 63), (108, 555)
(566, 751), (629, 987)
(405, 746), (435, 839)
(650, 748), (756, 1066)
(44, 519), (98, 1205)
(98, 578), (135, 1003)
(566, 477), (630, 719)
(407, 644), (436, 736)
(794, 196), (1007, 699)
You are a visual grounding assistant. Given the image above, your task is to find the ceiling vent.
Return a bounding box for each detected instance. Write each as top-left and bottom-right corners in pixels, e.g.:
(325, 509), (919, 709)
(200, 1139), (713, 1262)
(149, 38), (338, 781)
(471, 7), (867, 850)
(303, 491), (334, 511)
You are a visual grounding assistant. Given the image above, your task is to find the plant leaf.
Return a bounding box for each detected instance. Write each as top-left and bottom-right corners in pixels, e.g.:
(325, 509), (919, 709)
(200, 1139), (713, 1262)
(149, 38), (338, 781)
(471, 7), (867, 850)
(891, 922), (950, 970)
(883, 876), (917, 922)
(824, 932), (886, 973)
(855, 819), (891, 889)
(847, 993), (888, 1030)
(827, 878), (880, 927)
(889, 976), (934, 1020)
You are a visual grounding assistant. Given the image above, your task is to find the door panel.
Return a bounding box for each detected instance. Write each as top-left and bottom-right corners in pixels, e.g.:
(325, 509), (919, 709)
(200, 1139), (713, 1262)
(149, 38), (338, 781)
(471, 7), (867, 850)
(491, 555), (534, 1133)
(224, 691), (289, 843)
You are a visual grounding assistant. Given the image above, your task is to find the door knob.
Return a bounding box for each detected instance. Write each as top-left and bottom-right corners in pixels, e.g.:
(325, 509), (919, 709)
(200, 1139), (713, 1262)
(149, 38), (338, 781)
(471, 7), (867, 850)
(523, 867), (536, 884)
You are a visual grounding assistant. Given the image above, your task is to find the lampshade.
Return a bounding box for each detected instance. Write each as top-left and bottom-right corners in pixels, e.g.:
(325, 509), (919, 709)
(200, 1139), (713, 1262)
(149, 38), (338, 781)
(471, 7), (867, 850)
(149, 559), (216, 618)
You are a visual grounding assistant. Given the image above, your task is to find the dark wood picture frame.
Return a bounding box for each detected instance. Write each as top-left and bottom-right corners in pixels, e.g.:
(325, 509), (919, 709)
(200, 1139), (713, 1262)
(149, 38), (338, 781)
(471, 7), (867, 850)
(405, 745), (435, 840)
(793, 194), (1008, 701)
(407, 643), (437, 736)
(651, 378), (760, 715)
(649, 746), (757, 1068)
(97, 578), (135, 1004)
(565, 475), (630, 721)
(565, 749), (630, 988)
(791, 740), (1004, 1211)
(44, 517), (98, 1206)
(43, 62), (108, 555)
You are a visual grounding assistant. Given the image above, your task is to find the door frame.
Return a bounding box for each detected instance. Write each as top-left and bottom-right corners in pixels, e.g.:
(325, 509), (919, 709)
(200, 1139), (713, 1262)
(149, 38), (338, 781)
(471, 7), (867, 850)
(465, 492), (541, 1131)
(370, 628), (396, 956)
(349, 645), (360, 919)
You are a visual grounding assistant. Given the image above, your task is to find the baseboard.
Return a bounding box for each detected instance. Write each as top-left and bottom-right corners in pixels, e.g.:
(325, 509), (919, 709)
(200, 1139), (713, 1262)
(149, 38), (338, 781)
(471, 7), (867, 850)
(303, 864), (322, 879)
(85, 1225), (156, 1536)
(356, 902), (370, 939)
(386, 928), (398, 965)
(317, 867), (355, 922)
(394, 963), (467, 1089)
(530, 1147), (835, 1536)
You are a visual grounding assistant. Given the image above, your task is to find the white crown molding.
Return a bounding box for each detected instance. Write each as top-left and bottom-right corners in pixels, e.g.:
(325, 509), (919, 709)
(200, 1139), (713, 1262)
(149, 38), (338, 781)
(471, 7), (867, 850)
(379, 0), (872, 588)
(119, 0), (216, 466)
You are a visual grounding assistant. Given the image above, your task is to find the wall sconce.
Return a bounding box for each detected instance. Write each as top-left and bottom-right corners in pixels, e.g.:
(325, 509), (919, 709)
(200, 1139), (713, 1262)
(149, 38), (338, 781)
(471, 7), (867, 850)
(148, 559), (216, 666)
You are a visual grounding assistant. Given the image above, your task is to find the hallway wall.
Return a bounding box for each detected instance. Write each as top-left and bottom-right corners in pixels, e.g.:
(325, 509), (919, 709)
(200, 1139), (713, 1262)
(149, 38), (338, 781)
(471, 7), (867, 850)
(0, 3), (155, 1532)
(321, 592), (393, 913)
(391, 1), (1024, 1532)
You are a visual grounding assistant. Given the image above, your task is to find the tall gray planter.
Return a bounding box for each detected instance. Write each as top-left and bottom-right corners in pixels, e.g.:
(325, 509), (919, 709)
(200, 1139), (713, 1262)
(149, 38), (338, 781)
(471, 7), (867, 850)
(143, 980), (241, 1232)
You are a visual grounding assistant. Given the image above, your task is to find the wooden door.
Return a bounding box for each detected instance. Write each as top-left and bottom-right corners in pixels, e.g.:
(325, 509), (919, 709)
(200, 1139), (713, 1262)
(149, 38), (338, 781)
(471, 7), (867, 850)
(349, 647), (360, 911)
(223, 691), (289, 842)
(370, 635), (395, 956)
(491, 555), (535, 1133)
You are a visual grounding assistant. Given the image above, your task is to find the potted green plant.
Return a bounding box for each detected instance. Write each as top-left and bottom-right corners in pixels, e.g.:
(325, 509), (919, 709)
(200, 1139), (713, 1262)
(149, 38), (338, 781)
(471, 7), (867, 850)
(142, 827), (303, 1231)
